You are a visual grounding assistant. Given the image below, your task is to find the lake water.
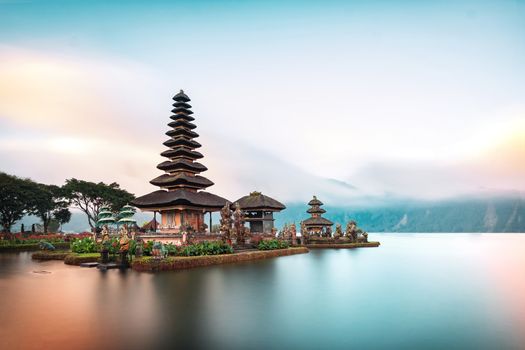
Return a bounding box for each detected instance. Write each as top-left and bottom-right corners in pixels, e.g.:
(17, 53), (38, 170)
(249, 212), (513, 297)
(1, 234), (525, 350)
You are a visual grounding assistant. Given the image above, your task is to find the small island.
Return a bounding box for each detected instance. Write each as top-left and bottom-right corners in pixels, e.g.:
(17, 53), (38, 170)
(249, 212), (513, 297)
(4, 89), (379, 273)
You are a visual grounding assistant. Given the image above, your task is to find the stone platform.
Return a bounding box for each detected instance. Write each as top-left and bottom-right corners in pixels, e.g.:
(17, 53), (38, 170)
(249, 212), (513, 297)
(97, 263), (123, 270)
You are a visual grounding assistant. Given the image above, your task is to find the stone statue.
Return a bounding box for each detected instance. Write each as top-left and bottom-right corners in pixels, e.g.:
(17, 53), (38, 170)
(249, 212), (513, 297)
(278, 224), (286, 239)
(300, 221), (308, 244)
(99, 225), (109, 243)
(219, 203), (233, 243)
(152, 241), (163, 259)
(135, 236), (144, 258)
(100, 227), (111, 263)
(119, 226), (130, 252)
(334, 224), (343, 239)
(233, 202), (246, 245)
(346, 220), (357, 242)
(282, 224), (291, 240)
(39, 240), (55, 251)
(290, 223), (297, 246)
(119, 226), (131, 267)
(271, 227), (277, 237)
(325, 226), (332, 238)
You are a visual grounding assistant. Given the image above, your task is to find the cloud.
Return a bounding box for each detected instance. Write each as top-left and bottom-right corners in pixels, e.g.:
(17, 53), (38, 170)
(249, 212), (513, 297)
(0, 45), (523, 205)
(0, 45), (162, 141)
(347, 118), (525, 199)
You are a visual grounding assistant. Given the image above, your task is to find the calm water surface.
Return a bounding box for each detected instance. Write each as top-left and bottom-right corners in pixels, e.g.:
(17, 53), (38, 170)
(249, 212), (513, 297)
(1, 234), (525, 350)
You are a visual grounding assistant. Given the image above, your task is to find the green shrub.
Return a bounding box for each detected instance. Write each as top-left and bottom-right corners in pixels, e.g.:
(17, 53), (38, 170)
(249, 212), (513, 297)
(143, 240), (154, 256)
(165, 243), (178, 255)
(70, 237), (98, 253)
(64, 253), (100, 265)
(257, 239), (289, 250)
(179, 241), (233, 256)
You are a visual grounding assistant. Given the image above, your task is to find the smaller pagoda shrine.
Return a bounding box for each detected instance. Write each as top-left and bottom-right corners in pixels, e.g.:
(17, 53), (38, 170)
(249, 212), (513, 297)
(302, 196), (333, 236)
(233, 191), (285, 234)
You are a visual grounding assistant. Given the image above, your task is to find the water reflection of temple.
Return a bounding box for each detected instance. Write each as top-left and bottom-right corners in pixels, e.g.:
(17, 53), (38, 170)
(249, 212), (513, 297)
(132, 90), (230, 235)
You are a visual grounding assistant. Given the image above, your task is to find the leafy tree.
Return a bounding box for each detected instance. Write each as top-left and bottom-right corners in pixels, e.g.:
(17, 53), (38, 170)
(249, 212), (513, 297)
(0, 172), (34, 233)
(62, 179), (135, 229)
(29, 184), (71, 233)
(54, 208), (72, 231)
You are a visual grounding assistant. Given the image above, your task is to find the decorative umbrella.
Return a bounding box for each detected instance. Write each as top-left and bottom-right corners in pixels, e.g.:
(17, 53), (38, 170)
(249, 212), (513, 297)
(98, 217), (116, 224)
(117, 204), (137, 226)
(97, 206), (116, 226)
(118, 217), (137, 224)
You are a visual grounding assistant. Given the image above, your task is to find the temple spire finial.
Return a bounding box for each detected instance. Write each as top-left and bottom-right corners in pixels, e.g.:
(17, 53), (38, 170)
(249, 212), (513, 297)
(173, 89), (190, 102)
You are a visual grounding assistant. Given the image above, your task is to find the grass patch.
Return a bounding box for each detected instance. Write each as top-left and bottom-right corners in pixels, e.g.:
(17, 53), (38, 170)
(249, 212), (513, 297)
(64, 253), (100, 265)
(32, 251), (70, 260)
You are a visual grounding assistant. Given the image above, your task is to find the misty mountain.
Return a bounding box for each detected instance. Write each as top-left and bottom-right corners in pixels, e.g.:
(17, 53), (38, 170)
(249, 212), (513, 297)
(14, 212), (155, 233)
(274, 195), (525, 233)
(13, 195), (524, 233)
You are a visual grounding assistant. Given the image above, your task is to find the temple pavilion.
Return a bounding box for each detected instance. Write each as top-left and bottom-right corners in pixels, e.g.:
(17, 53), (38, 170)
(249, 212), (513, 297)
(233, 191), (285, 234)
(132, 90), (229, 234)
(302, 196), (333, 236)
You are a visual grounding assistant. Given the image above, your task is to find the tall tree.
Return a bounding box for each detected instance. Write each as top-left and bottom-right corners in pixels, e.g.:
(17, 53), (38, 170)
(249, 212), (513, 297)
(29, 184), (71, 233)
(0, 172), (33, 233)
(54, 208), (72, 231)
(62, 179), (135, 229)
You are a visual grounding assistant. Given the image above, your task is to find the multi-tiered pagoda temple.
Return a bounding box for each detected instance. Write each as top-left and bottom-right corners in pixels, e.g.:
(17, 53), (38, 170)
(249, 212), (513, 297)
(302, 196), (333, 236)
(132, 90), (229, 234)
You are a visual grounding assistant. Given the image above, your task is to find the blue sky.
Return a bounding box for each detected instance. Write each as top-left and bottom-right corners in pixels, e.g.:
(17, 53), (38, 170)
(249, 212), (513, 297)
(0, 0), (524, 203)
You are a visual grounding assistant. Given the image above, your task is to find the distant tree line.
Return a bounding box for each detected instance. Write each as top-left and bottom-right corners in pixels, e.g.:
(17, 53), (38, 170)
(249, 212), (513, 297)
(0, 172), (135, 233)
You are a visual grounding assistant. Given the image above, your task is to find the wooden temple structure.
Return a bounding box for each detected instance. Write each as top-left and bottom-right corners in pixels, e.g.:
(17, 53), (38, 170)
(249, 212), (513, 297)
(132, 90), (229, 234)
(302, 196), (333, 236)
(234, 191), (285, 234)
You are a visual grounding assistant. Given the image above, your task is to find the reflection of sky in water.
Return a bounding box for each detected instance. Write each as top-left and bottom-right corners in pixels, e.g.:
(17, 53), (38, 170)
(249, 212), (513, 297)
(1, 234), (524, 349)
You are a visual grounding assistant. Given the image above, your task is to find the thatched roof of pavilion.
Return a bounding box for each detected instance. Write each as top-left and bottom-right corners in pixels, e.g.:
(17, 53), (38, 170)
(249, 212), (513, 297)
(233, 191), (286, 211)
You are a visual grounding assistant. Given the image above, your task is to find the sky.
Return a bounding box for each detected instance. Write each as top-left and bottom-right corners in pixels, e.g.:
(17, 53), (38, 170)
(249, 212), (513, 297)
(0, 0), (524, 205)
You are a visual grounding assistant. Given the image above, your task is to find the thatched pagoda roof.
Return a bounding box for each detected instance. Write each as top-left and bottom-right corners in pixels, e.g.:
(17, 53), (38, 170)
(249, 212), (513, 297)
(166, 128), (199, 138)
(233, 191), (286, 211)
(157, 160), (208, 173)
(172, 107), (194, 115)
(142, 219), (159, 230)
(161, 148), (203, 159)
(173, 90), (190, 102)
(170, 113), (195, 122)
(308, 196), (323, 206)
(132, 189), (229, 210)
(302, 217), (333, 226)
(150, 173), (214, 189)
(172, 101), (192, 109)
(307, 207), (326, 214)
(168, 120), (197, 129)
(163, 138), (202, 149)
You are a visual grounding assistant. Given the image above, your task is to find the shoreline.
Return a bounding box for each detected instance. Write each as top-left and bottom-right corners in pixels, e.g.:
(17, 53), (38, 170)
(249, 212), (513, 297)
(306, 242), (380, 249)
(132, 247), (309, 272)
(0, 242), (70, 252)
